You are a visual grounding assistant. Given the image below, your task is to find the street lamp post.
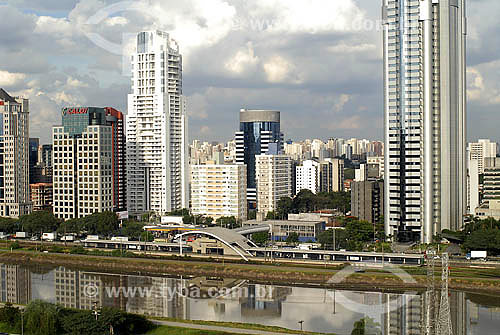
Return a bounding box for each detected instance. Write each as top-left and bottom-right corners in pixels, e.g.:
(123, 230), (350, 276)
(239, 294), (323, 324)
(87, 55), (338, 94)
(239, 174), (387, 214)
(298, 320), (304, 332)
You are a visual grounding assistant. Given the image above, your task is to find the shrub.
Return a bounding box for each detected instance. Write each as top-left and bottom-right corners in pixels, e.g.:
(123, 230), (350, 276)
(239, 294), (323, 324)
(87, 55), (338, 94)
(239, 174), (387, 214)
(69, 246), (87, 255)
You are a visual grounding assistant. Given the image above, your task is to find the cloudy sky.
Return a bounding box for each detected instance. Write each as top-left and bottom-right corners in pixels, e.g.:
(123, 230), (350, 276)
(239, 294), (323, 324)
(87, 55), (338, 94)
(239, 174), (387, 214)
(1, 0), (499, 145)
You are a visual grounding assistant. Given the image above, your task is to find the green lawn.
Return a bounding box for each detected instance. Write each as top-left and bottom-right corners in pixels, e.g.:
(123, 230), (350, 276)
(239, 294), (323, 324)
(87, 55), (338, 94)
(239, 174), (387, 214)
(147, 325), (253, 335)
(149, 318), (329, 335)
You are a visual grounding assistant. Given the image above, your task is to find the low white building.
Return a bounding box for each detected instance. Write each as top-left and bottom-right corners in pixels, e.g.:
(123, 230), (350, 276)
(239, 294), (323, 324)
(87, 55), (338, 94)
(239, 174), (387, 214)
(191, 164), (247, 220)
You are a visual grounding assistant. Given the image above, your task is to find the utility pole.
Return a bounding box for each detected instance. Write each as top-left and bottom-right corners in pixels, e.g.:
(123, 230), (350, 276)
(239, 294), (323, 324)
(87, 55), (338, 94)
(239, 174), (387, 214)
(437, 253), (453, 335)
(424, 249), (436, 335)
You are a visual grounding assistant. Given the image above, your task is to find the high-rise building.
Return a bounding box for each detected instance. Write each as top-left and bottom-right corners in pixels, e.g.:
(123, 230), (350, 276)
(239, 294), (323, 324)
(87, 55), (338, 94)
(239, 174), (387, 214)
(105, 107), (126, 211)
(296, 159), (320, 194)
(467, 151), (480, 215)
(191, 164), (247, 220)
(0, 88), (31, 218)
(382, 0), (467, 242)
(52, 107), (124, 219)
(256, 154), (292, 215)
(482, 157), (500, 200)
(351, 181), (384, 224)
(29, 138), (39, 184)
(127, 31), (189, 217)
(319, 158), (344, 193)
(30, 183), (53, 211)
(235, 109), (283, 207)
(468, 139), (497, 174)
(39, 144), (53, 168)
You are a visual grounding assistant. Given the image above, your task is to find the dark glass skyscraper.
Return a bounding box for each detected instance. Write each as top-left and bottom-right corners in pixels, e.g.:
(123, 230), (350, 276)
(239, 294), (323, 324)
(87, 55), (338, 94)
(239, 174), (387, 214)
(235, 109), (283, 207)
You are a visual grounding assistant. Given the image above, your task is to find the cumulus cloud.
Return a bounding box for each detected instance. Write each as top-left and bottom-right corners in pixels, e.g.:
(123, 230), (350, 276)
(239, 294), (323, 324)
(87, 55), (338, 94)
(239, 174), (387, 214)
(225, 42), (259, 75)
(0, 71), (27, 87)
(263, 55), (302, 84)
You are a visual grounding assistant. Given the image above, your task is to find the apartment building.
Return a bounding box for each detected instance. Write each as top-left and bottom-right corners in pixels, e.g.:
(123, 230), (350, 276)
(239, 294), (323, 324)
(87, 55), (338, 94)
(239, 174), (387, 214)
(191, 164), (247, 220)
(256, 154), (292, 215)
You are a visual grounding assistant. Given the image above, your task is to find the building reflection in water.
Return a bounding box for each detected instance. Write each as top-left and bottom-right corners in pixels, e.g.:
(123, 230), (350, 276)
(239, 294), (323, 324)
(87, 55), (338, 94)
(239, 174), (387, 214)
(0, 264), (499, 334)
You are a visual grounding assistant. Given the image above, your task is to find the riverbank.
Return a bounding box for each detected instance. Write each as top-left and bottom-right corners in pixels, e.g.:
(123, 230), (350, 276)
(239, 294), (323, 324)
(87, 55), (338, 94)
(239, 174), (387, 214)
(1, 250), (499, 294)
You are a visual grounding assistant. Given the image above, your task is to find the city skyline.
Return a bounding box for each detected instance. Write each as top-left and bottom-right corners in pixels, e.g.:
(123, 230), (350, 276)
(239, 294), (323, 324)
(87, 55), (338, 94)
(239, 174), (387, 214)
(1, 0), (499, 145)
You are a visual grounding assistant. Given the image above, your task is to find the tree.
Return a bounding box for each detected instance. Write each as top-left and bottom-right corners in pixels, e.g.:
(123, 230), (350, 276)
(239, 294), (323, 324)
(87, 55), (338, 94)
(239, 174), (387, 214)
(318, 229), (348, 250)
(276, 197), (293, 217)
(344, 168), (355, 180)
(286, 232), (300, 245)
(464, 229), (500, 255)
(82, 212), (119, 237)
(121, 221), (146, 240)
(266, 211), (277, 220)
(0, 302), (21, 330)
(0, 217), (19, 234)
(216, 216), (238, 229)
(57, 217), (83, 235)
(251, 231), (269, 246)
(344, 219), (374, 251)
(24, 300), (60, 335)
(19, 211), (61, 235)
(293, 189), (317, 213)
(351, 317), (382, 335)
(140, 231), (154, 242)
(248, 210), (257, 220)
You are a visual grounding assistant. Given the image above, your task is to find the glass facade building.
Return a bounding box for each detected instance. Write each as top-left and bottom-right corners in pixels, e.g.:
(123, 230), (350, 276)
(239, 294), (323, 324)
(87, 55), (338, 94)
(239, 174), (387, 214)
(235, 109), (283, 206)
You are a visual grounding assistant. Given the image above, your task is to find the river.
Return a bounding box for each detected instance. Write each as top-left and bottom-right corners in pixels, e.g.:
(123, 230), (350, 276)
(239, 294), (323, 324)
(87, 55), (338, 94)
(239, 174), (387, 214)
(1, 263), (499, 334)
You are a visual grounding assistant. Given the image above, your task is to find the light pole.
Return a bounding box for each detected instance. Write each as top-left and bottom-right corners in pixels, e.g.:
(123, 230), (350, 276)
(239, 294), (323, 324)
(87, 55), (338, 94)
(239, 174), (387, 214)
(21, 309), (24, 335)
(93, 301), (100, 321)
(298, 320), (304, 332)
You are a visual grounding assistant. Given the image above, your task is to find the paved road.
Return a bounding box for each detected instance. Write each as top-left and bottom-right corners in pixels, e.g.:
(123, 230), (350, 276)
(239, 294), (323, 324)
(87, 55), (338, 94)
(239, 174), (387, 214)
(152, 320), (303, 335)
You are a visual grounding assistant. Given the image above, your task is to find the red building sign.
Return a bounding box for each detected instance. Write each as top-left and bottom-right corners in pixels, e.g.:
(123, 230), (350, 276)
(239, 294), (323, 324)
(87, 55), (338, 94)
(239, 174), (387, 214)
(63, 107), (89, 115)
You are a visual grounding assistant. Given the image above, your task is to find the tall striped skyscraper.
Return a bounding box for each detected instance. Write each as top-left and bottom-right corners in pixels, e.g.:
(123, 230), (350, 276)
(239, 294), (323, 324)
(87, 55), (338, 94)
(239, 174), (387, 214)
(382, 0), (467, 243)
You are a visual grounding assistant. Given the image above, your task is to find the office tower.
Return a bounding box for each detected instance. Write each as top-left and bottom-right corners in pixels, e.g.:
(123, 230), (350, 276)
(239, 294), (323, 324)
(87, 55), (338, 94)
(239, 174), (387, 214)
(382, 0), (467, 242)
(296, 159), (320, 194)
(29, 138), (39, 184)
(39, 144), (53, 168)
(53, 107), (124, 219)
(468, 139), (497, 174)
(351, 181), (384, 224)
(105, 107), (126, 211)
(256, 154), (292, 215)
(235, 109), (283, 207)
(191, 164), (247, 220)
(319, 158), (344, 193)
(0, 88), (31, 218)
(127, 31), (189, 216)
